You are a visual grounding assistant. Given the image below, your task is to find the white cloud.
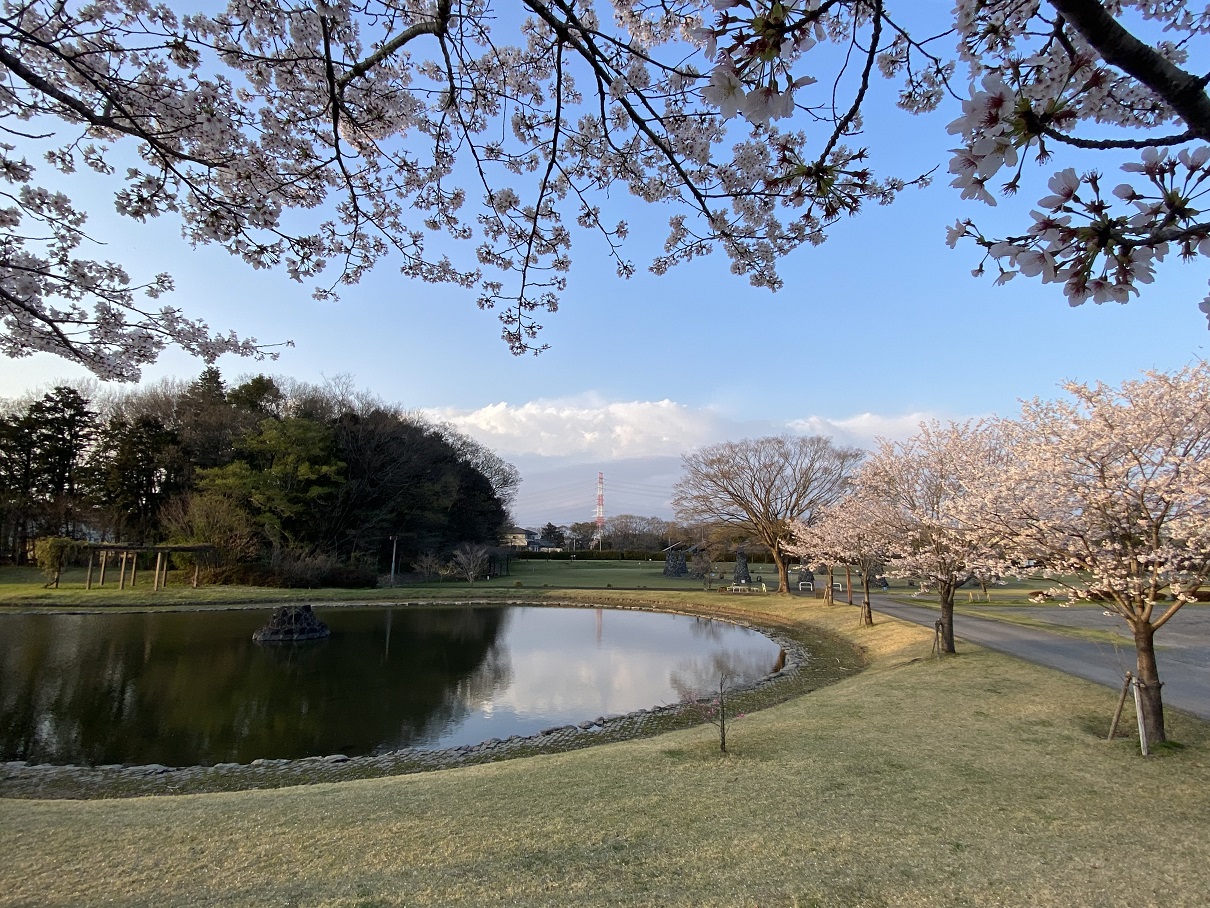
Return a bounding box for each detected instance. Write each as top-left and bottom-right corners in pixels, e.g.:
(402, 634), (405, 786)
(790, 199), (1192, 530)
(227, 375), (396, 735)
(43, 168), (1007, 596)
(424, 397), (731, 459)
(425, 397), (974, 526)
(427, 397), (957, 462)
(785, 411), (947, 447)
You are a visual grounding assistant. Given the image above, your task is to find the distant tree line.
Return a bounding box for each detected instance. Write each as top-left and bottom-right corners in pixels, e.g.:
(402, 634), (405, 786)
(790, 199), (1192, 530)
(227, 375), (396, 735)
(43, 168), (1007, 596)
(532, 515), (781, 565)
(563, 515), (677, 553)
(0, 370), (518, 582)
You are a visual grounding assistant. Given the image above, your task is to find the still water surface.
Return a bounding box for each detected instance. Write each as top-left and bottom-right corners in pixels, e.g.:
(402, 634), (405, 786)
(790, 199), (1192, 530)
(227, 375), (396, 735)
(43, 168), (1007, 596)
(0, 605), (784, 766)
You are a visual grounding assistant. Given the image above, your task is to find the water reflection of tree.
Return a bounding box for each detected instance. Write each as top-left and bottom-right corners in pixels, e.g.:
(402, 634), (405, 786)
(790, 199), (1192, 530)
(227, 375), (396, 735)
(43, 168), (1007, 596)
(376, 608), (514, 751)
(687, 616), (726, 642)
(0, 606), (514, 766)
(450, 642), (513, 713)
(668, 648), (785, 703)
(228, 606), (515, 759)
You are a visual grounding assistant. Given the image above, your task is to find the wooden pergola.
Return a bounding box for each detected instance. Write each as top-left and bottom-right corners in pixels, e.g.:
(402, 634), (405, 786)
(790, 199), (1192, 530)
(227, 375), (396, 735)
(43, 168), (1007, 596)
(81, 543), (216, 591)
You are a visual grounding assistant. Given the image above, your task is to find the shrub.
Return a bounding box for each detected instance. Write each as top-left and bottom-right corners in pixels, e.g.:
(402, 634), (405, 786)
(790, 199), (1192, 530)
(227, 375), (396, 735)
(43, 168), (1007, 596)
(33, 536), (77, 588)
(199, 552), (377, 588)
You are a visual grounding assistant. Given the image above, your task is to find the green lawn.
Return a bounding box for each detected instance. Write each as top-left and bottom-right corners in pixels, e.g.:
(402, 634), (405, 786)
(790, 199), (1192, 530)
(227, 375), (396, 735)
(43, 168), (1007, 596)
(2, 594), (1208, 907)
(0, 559), (785, 608)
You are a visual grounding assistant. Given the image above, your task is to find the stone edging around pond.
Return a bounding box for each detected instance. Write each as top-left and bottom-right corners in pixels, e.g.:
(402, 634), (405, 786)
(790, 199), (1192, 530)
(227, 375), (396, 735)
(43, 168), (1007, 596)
(0, 601), (862, 800)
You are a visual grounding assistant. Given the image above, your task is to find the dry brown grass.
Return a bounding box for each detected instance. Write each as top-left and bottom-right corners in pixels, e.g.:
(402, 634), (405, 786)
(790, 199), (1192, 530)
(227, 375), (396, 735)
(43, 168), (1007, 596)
(2, 596), (1208, 908)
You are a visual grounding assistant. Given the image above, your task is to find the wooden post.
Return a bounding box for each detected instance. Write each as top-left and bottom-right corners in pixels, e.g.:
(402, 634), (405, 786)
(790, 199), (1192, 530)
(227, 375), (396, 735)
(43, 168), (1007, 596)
(86, 549), (95, 590)
(119, 551), (127, 590)
(1107, 671), (1132, 740)
(131, 552), (138, 587)
(192, 561), (199, 589)
(154, 551), (163, 591)
(99, 550), (108, 586)
(1132, 677), (1150, 757)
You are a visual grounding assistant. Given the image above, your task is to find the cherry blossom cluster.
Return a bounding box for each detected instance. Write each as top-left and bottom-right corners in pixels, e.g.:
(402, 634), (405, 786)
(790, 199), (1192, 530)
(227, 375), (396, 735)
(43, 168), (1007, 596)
(965, 364), (1210, 620)
(693, 1), (1210, 324)
(5, 1), (1210, 376)
(687, 2), (940, 282)
(833, 420), (1006, 595)
(785, 491), (894, 618)
(944, 1), (1210, 321)
(787, 363), (1210, 730)
(694, 0), (818, 126)
(947, 147), (1210, 307)
(822, 366), (1210, 624)
(4, 0), (936, 370)
(1, 141), (283, 380)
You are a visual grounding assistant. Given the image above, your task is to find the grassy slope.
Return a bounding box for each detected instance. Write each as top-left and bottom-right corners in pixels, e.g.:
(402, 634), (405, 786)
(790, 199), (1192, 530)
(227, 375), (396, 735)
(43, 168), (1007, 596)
(2, 595), (1208, 908)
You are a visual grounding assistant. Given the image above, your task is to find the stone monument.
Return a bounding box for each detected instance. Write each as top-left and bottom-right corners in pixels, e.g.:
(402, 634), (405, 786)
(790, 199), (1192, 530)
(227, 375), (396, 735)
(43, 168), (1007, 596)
(733, 549), (751, 585)
(252, 604), (331, 643)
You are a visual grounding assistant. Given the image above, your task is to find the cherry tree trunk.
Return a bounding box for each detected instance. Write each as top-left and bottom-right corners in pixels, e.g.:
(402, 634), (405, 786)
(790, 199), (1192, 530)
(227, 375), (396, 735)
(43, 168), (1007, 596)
(1132, 620), (1168, 745)
(938, 579), (957, 654)
(773, 551), (789, 593)
(859, 577), (873, 627)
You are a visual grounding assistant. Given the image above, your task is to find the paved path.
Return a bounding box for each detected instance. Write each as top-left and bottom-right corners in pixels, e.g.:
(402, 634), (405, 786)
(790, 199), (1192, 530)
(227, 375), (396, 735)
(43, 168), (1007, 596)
(868, 596), (1210, 721)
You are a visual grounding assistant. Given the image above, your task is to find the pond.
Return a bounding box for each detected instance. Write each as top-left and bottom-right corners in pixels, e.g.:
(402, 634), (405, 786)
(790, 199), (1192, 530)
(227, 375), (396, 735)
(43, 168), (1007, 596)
(0, 605), (786, 767)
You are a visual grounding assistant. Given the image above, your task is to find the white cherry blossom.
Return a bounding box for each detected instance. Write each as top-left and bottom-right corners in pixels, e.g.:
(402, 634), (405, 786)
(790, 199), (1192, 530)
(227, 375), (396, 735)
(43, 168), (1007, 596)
(701, 66), (746, 120)
(962, 364), (1210, 745)
(5, 1), (1210, 378)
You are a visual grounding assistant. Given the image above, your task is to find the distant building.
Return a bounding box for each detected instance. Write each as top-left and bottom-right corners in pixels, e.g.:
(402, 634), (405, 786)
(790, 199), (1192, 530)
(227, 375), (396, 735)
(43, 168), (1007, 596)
(502, 527), (539, 549)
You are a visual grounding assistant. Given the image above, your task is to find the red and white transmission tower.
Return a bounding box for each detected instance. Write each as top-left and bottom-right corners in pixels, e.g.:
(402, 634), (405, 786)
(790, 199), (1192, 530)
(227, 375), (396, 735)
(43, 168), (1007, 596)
(593, 471), (605, 549)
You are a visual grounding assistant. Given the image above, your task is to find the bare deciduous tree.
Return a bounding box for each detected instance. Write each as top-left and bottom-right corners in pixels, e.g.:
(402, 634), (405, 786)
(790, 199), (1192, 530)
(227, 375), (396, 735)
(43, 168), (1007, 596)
(449, 542), (491, 584)
(412, 551), (443, 582)
(673, 435), (863, 593)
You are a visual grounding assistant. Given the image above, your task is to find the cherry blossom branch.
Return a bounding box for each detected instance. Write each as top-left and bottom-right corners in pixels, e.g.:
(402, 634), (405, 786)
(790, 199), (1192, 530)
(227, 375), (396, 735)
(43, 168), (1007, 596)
(523, 0), (715, 221)
(336, 0), (452, 89)
(0, 43), (218, 169)
(1048, 0), (1210, 140)
(819, 0), (881, 168)
(1037, 126), (1197, 150)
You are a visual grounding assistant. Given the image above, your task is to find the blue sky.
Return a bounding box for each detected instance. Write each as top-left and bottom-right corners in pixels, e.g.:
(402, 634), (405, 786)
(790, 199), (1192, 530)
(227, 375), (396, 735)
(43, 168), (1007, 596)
(3, 10), (1207, 527)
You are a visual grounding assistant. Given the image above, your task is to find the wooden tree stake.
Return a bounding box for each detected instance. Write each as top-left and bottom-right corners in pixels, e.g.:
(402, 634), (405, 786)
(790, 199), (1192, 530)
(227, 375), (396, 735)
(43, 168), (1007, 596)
(1132, 677), (1150, 757)
(1107, 671), (1132, 741)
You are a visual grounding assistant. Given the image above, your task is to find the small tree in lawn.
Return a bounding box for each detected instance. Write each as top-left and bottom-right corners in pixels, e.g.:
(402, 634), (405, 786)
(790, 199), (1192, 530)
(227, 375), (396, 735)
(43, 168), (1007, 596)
(412, 551), (443, 582)
(857, 421), (1007, 654)
(449, 543), (491, 585)
(969, 365), (1210, 746)
(689, 548), (717, 589)
(675, 674), (737, 754)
